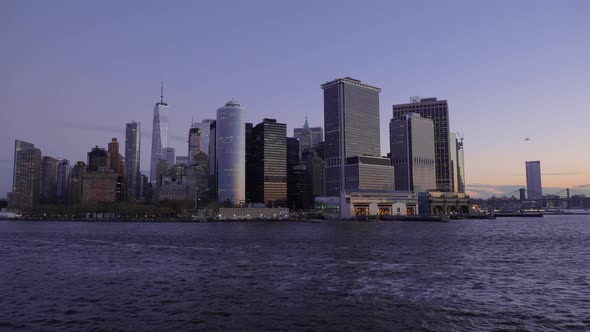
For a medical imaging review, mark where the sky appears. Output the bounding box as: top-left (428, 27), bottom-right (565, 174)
top-left (1, 0), bottom-right (589, 199)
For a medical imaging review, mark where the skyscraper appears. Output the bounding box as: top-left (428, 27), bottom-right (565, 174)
top-left (8, 140), bottom-right (41, 210)
top-left (247, 119), bottom-right (287, 206)
top-left (125, 121), bottom-right (141, 201)
top-left (321, 77), bottom-right (382, 196)
top-left (108, 138), bottom-right (122, 174)
top-left (188, 127), bottom-right (200, 165)
top-left (163, 147), bottom-right (175, 167)
top-left (40, 156), bottom-right (58, 202)
top-left (191, 119), bottom-right (215, 156)
top-left (449, 133), bottom-right (459, 193)
top-left (293, 117), bottom-right (324, 154)
top-left (215, 100), bottom-right (245, 205)
top-left (208, 120), bottom-right (217, 200)
top-left (389, 113), bottom-right (436, 193)
top-left (56, 158), bottom-right (70, 203)
top-left (393, 97), bottom-right (452, 192)
top-left (526, 161), bottom-right (542, 200)
top-left (150, 82), bottom-right (168, 184)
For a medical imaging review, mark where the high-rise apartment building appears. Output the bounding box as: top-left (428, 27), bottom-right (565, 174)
top-left (293, 117), bottom-right (324, 154)
top-left (247, 119), bottom-right (287, 206)
top-left (125, 121), bottom-right (141, 201)
top-left (456, 135), bottom-right (465, 193)
top-left (69, 161), bottom-right (86, 205)
top-left (8, 140), bottom-right (41, 210)
top-left (526, 161), bottom-right (542, 200)
top-left (150, 82), bottom-right (168, 184)
top-left (321, 77), bottom-right (382, 196)
top-left (389, 113), bottom-right (436, 193)
top-left (108, 138), bottom-right (123, 174)
top-left (393, 97), bottom-right (452, 192)
top-left (188, 127), bottom-right (200, 165)
top-left (40, 156), bottom-right (58, 202)
top-left (215, 100), bottom-right (245, 205)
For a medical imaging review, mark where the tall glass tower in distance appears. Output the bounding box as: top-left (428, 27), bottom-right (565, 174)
top-left (526, 161), bottom-right (542, 200)
top-left (215, 100), bottom-right (245, 205)
top-left (125, 121), bottom-right (141, 201)
top-left (150, 82), bottom-right (168, 184)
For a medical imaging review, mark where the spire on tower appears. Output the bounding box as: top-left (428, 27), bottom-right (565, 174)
top-left (160, 81), bottom-right (164, 104)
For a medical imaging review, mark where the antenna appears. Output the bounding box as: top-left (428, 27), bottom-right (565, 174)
top-left (160, 81), bottom-right (164, 104)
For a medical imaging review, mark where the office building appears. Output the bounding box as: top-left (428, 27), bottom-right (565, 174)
top-left (40, 156), bottom-right (58, 202)
top-left (176, 156), bottom-right (189, 165)
top-left (108, 138), bottom-right (123, 174)
top-left (188, 127), bottom-right (200, 165)
top-left (150, 82), bottom-right (168, 184)
top-left (389, 113), bottom-right (436, 193)
top-left (293, 117), bottom-right (324, 154)
top-left (344, 156), bottom-right (395, 192)
top-left (246, 119), bottom-right (287, 206)
top-left (8, 140), bottom-right (41, 210)
top-left (393, 97), bottom-right (452, 192)
top-left (81, 173), bottom-right (118, 203)
top-left (208, 120), bottom-right (217, 200)
top-left (87, 146), bottom-right (108, 172)
top-left (163, 147), bottom-right (175, 167)
top-left (56, 158), bottom-right (70, 202)
top-left (69, 161), bottom-right (86, 205)
top-left (125, 121), bottom-right (141, 201)
top-left (191, 119), bottom-right (215, 156)
top-left (526, 161), bottom-right (542, 200)
top-left (321, 77), bottom-right (382, 196)
top-left (215, 100), bottom-right (245, 205)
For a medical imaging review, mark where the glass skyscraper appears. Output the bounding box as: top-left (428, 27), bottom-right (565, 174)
top-left (321, 77), bottom-right (381, 196)
top-left (125, 121), bottom-right (141, 201)
top-left (150, 83), bottom-right (168, 184)
top-left (215, 100), bottom-right (245, 205)
top-left (8, 140), bottom-right (41, 210)
top-left (526, 161), bottom-right (542, 200)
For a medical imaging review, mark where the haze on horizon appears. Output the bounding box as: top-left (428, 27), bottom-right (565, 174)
top-left (1, 0), bottom-right (589, 199)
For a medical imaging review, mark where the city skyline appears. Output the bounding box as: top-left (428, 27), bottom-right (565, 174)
top-left (2, 1), bottom-right (589, 198)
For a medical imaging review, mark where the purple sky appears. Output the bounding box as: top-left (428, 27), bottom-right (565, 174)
top-left (2, 0), bottom-right (589, 198)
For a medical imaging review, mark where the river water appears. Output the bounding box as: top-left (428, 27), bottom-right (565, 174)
top-left (0, 216), bottom-right (588, 331)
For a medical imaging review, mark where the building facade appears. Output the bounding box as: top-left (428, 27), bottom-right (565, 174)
top-left (108, 138), bottom-right (123, 174)
top-left (393, 97), bottom-right (452, 192)
top-left (8, 140), bottom-right (41, 210)
top-left (125, 121), bottom-right (141, 201)
top-left (87, 146), bottom-right (108, 172)
top-left (56, 158), bottom-right (71, 203)
top-left (150, 83), bottom-right (169, 184)
top-left (321, 77), bottom-right (382, 196)
top-left (389, 113), bottom-right (436, 193)
top-left (526, 161), bottom-right (542, 200)
top-left (163, 147), bottom-right (175, 167)
top-left (293, 117), bottom-right (324, 154)
top-left (208, 120), bottom-right (217, 200)
top-left (40, 156), bottom-right (58, 202)
top-left (215, 100), bottom-right (245, 205)
top-left (191, 119), bottom-right (215, 156)
top-left (344, 156), bottom-right (395, 192)
top-left (247, 119), bottom-right (287, 206)
top-left (81, 173), bottom-right (118, 203)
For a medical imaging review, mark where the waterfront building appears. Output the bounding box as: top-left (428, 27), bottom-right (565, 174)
top-left (158, 182), bottom-right (189, 201)
top-left (344, 156), bottom-right (395, 192)
top-left (56, 158), bottom-right (71, 203)
top-left (125, 121), bottom-right (141, 201)
top-left (8, 140), bottom-right (41, 210)
top-left (321, 77), bottom-right (382, 196)
top-left (163, 147), bottom-right (175, 167)
top-left (389, 113), bottom-right (436, 193)
top-left (191, 119), bottom-right (215, 157)
top-left (393, 97), bottom-right (452, 192)
top-left (247, 119), bottom-right (287, 206)
top-left (418, 191), bottom-right (470, 215)
top-left (526, 161), bottom-right (542, 200)
top-left (215, 100), bottom-right (245, 205)
top-left (81, 173), bottom-right (117, 203)
top-left (87, 146), bottom-right (108, 172)
top-left (315, 191), bottom-right (418, 218)
top-left (40, 156), bottom-right (58, 202)
top-left (293, 117), bottom-right (324, 154)
top-left (150, 82), bottom-right (168, 185)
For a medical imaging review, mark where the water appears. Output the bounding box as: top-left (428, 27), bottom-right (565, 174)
top-left (0, 216), bottom-right (589, 331)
